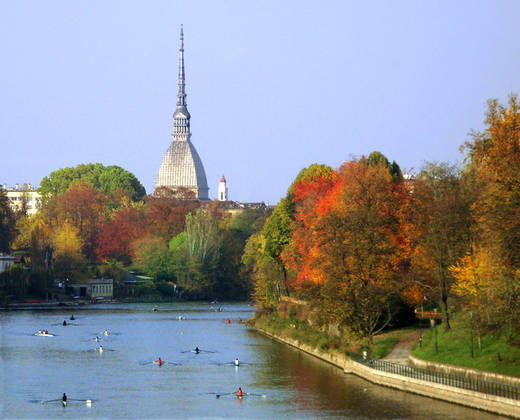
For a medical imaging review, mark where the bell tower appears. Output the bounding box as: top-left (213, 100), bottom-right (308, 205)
top-left (218, 175), bottom-right (228, 201)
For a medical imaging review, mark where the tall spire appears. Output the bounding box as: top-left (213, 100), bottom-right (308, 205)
top-left (173, 24), bottom-right (190, 139)
top-left (177, 24), bottom-right (186, 108)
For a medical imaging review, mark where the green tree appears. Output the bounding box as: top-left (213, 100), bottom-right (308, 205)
top-left (134, 235), bottom-right (175, 281)
top-left (242, 232), bottom-right (287, 308)
top-left (39, 163), bottom-right (145, 201)
top-left (365, 151), bottom-right (402, 179)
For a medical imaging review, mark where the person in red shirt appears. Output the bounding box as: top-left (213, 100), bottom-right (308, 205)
top-left (237, 387), bottom-right (243, 397)
top-left (157, 357), bottom-right (162, 366)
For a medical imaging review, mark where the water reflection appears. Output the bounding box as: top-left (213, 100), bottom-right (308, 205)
top-left (250, 331), bottom-right (508, 419)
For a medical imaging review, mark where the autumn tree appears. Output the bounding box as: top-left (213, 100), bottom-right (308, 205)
top-left (52, 222), bottom-right (88, 281)
top-left (407, 162), bottom-right (473, 330)
top-left (43, 183), bottom-right (107, 259)
top-left (312, 160), bottom-right (408, 343)
top-left (456, 94), bottom-right (520, 337)
top-left (144, 195), bottom-right (200, 241)
top-left (282, 164), bottom-right (337, 289)
top-left (95, 207), bottom-right (147, 264)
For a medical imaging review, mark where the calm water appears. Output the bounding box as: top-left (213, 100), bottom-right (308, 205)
top-left (0, 302), bottom-right (506, 419)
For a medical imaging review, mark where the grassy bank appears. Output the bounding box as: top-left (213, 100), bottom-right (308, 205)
top-left (251, 312), bottom-right (413, 359)
top-left (412, 316), bottom-right (520, 377)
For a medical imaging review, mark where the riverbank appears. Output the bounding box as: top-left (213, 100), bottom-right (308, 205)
top-left (251, 319), bottom-right (520, 418)
top-left (412, 315), bottom-right (520, 378)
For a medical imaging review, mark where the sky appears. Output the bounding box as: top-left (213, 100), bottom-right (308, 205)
top-left (1, 1), bottom-right (519, 204)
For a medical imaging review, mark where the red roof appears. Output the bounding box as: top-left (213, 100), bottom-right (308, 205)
top-left (220, 175), bottom-right (226, 183)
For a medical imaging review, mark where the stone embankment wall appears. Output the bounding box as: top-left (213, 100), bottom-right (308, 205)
top-left (254, 327), bottom-right (520, 419)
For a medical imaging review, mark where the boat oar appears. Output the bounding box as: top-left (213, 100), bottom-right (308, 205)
top-left (69, 398), bottom-right (93, 405)
top-left (246, 392), bottom-right (267, 398)
top-left (40, 399), bottom-right (60, 404)
top-left (215, 392), bottom-right (235, 398)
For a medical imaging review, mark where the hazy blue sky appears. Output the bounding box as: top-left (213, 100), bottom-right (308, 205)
top-left (1, 1), bottom-right (519, 203)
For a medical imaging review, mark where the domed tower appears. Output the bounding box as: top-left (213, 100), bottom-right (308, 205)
top-left (218, 175), bottom-right (228, 201)
top-left (155, 26), bottom-right (209, 200)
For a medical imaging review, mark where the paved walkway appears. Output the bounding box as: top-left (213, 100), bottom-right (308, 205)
top-left (382, 329), bottom-right (424, 364)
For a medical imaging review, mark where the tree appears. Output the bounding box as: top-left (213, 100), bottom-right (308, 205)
top-left (0, 189), bottom-right (16, 252)
top-left (464, 94), bottom-right (520, 269)
top-left (177, 208), bottom-right (220, 295)
top-left (144, 195), bottom-right (200, 241)
top-left (39, 163), bottom-right (145, 201)
top-left (457, 94), bottom-right (520, 338)
top-left (95, 207), bottom-right (147, 264)
top-left (134, 235), bottom-right (175, 281)
top-left (262, 198), bottom-right (293, 297)
top-left (282, 164), bottom-right (337, 289)
top-left (312, 160), bottom-right (407, 343)
top-left (44, 182), bottom-right (107, 259)
top-left (242, 231), bottom-right (287, 308)
top-left (52, 222), bottom-right (88, 281)
top-left (407, 162), bottom-right (473, 330)
top-left (366, 151), bottom-right (403, 179)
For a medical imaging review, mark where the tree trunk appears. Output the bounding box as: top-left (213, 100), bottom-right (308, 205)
top-left (441, 293), bottom-right (451, 330)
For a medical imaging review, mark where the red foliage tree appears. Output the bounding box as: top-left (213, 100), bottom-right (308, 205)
top-left (95, 207), bottom-right (147, 264)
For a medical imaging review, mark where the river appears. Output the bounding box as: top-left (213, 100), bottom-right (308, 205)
top-left (0, 302), bottom-right (506, 419)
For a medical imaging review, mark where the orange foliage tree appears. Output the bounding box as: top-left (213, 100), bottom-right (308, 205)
top-left (144, 195), bottom-right (200, 241)
top-left (456, 95), bottom-right (520, 336)
top-left (43, 182), bottom-right (108, 259)
top-left (282, 164), bottom-right (337, 289)
top-left (310, 160), bottom-right (408, 342)
top-left (95, 207), bottom-right (147, 264)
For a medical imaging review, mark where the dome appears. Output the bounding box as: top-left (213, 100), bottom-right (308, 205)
top-left (155, 140), bottom-right (209, 200)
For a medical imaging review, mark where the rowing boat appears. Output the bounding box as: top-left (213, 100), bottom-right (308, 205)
top-left (34, 331), bottom-right (54, 337)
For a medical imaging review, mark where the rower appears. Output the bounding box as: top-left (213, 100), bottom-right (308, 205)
top-left (234, 358), bottom-right (240, 367)
top-left (195, 347), bottom-right (200, 354)
top-left (103, 329), bottom-right (109, 336)
top-left (70, 315), bottom-right (75, 320)
top-left (94, 336), bottom-right (100, 342)
top-left (98, 345), bottom-right (103, 352)
top-left (237, 387), bottom-right (243, 398)
top-left (62, 393), bottom-right (67, 407)
top-left (157, 357), bottom-right (162, 366)
top-left (63, 320), bottom-right (67, 326)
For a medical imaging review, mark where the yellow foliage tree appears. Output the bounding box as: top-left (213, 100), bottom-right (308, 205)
top-left (52, 222), bottom-right (88, 281)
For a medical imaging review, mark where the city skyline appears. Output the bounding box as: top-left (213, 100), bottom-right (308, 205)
top-left (2, 1), bottom-right (519, 204)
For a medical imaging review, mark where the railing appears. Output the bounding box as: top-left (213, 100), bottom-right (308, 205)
top-left (350, 353), bottom-right (520, 401)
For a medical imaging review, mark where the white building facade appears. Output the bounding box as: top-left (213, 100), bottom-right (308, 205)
top-left (1, 184), bottom-right (41, 215)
